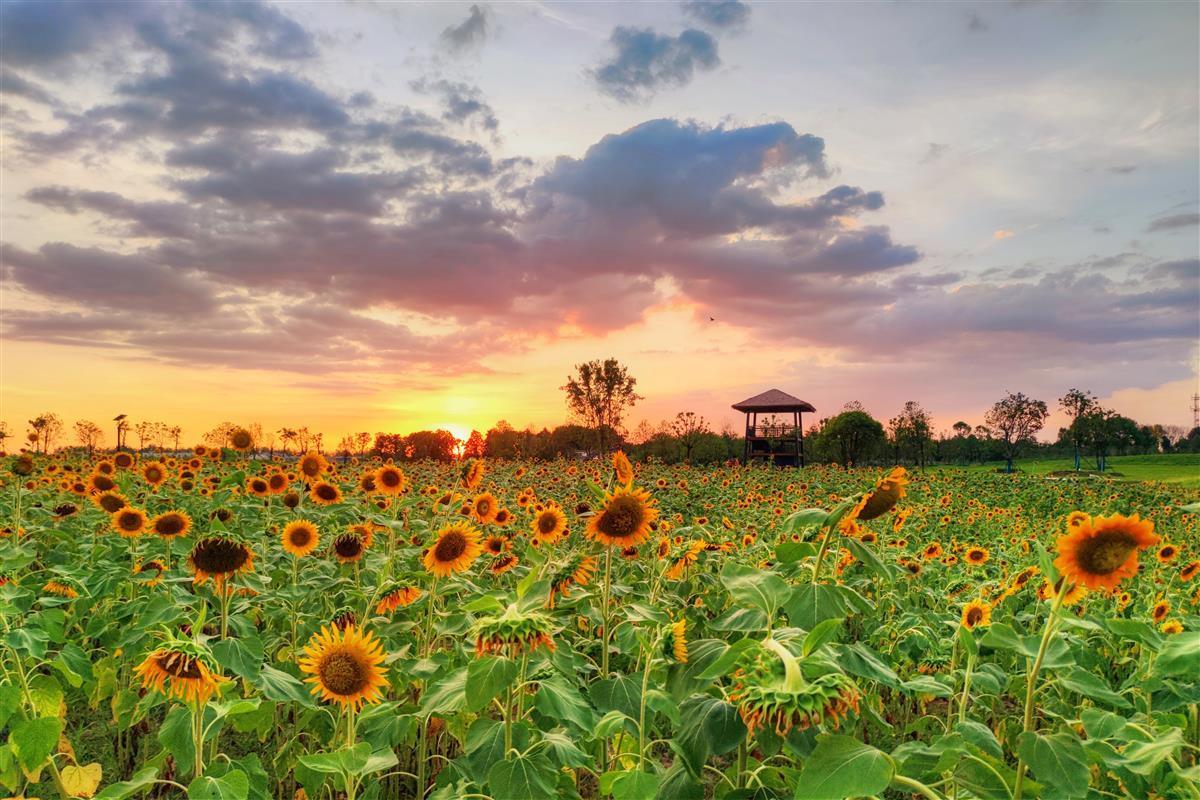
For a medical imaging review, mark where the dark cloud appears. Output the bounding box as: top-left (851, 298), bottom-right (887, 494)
top-left (681, 1), bottom-right (751, 31)
top-left (25, 186), bottom-right (199, 238)
top-left (0, 67), bottom-right (57, 104)
top-left (592, 27), bottom-right (719, 103)
top-left (1146, 212), bottom-right (1200, 233)
top-left (411, 78), bottom-right (499, 131)
top-left (920, 143), bottom-right (949, 164)
top-left (440, 5), bottom-right (489, 54)
top-left (0, 1), bottom-right (147, 69)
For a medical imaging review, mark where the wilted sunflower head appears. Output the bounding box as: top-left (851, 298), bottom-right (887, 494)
top-left (376, 583), bottom-right (423, 614)
top-left (729, 638), bottom-right (861, 737)
top-left (852, 467), bottom-right (909, 522)
top-left (473, 603), bottom-right (556, 658)
top-left (333, 532), bottom-right (366, 564)
top-left (586, 487), bottom-right (658, 548)
top-left (135, 639), bottom-right (229, 705)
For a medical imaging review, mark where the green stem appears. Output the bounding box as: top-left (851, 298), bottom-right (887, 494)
top-left (892, 774), bottom-right (946, 800)
top-left (810, 523), bottom-right (835, 584)
top-left (958, 649), bottom-right (976, 725)
top-left (601, 546), bottom-right (614, 677)
top-left (193, 701), bottom-right (206, 779)
top-left (1013, 580), bottom-right (1069, 800)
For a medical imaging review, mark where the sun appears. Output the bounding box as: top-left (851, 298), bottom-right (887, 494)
top-left (437, 422), bottom-right (472, 442)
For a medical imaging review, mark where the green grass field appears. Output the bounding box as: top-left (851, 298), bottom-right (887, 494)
top-left (958, 453), bottom-right (1200, 489)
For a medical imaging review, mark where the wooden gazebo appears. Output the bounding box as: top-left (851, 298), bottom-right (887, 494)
top-left (732, 389), bottom-right (816, 467)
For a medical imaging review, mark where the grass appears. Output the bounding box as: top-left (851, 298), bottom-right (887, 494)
top-left (956, 453), bottom-right (1200, 489)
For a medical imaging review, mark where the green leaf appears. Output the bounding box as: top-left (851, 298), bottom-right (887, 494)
top-left (187, 769), bottom-right (249, 800)
top-left (1057, 667), bottom-right (1130, 709)
top-left (803, 618), bottom-right (843, 657)
top-left (672, 696), bottom-right (745, 778)
top-left (419, 667), bottom-right (468, 716)
top-left (783, 584), bottom-right (846, 630)
top-left (211, 636), bottom-right (264, 681)
top-left (465, 656), bottom-right (517, 713)
top-left (775, 542), bottom-right (816, 563)
top-left (1016, 731), bottom-right (1089, 799)
top-left (487, 753), bottom-right (556, 800)
top-left (601, 769), bottom-right (660, 800)
top-left (0, 684), bottom-right (20, 731)
top-left (794, 734), bottom-right (894, 799)
top-left (533, 675), bottom-right (596, 733)
top-left (783, 508), bottom-right (828, 534)
top-left (590, 675), bottom-right (642, 720)
top-left (9, 716), bottom-right (62, 772)
top-left (720, 562), bottom-right (789, 619)
top-left (1153, 631), bottom-right (1200, 681)
top-left (1080, 708), bottom-right (1127, 741)
top-left (255, 665), bottom-right (315, 707)
top-left (158, 705), bottom-right (198, 777)
top-left (541, 730), bottom-right (591, 769)
top-left (94, 767), bottom-right (159, 800)
top-left (843, 537), bottom-right (892, 578)
top-left (1115, 728), bottom-right (1183, 775)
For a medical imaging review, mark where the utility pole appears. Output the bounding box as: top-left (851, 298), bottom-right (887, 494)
top-left (1191, 394), bottom-right (1199, 429)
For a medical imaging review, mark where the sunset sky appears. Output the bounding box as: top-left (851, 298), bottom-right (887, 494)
top-left (1, 0), bottom-right (1197, 447)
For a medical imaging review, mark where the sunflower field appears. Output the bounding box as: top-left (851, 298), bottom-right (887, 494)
top-left (1, 444), bottom-right (1198, 800)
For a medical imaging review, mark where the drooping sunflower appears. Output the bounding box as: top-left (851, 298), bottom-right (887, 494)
top-left (282, 520), bottom-right (320, 558)
top-left (112, 507), bottom-right (148, 537)
top-left (424, 522), bottom-right (483, 577)
top-left (1038, 577), bottom-right (1088, 605)
top-left (229, 428), bottom-right (254, 452)
top-left (586, 487), bottom-right (658, 548)
top-left (531, 506), bottom-right (568, 544)
top-left (473, 604), bottom-right (556, 658)
top-left (471, 493), bottom-right (499, 524)
top-left (960, 600), bottom-right (992, 630)
top-left (1181, 561), bottom-right (1200, 582)
top-left (43, 580), bottom-right (79, 599)
top-left (135, 645), bottom-right (230, 705)
top-left (613, 451), bottom-right (634, 487)
top-left (374, 465), bottom-right (407, 496)
top-left (188, 537), bottom-right (254, 586)
top-left (1054, 512), bottom-right (1158, 591)
top-left (729, 639), bottom-right (861, 737)
top-left (461, 458), bottom-right (484, 490)
top-left (668, 619), bottom-right (688, 663)
top-left (309, 481), bottom-right (343, 506)
top-left (850, 467), bottom-right (909, 522)
top-left (298, 624), bottom-right (389, 710)
top-left (298, 451), bottom-right (329, 481)
top-left (141, 461), bottom-right (168, 487)
top-left (376, 584), bottom-right (423, 614)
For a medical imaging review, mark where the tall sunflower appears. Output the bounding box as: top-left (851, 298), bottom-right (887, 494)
top-left (282, 520), bottom-right (320, 558)
top-left (229, 428), bottom-right (254, 452)
top-left (298, 451), bottom-right (329, 481)
top-left (112, 507), bottom-right (148, 537)
top-left (470, 493), bottom-right (499, 524)
top-left (1054, 512), bottom-right (1158, 591)
top-left (424, 522), bottom-right (482, 577)
top-left (531, 506), bottom-right (567, 544)
top-left (374, 465), bottom-right (406, 496)
top-left (141, 461), bottom-right (168, 487)
top-left (586, 486), bottom-right (658, 548)
top-left (309, 481), bottom-right (343, 506)
top-left (612, 451), bottom-right (634, 487)
top-left (188, 537), bottom-right (254, 586)
top-left (298, 624), bottom-right (389, 710)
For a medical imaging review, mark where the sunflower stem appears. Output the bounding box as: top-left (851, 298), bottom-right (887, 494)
top-left (957, 649), bottom-right (976, 725)
top-left (192, 700), bottom-right (206, 779)
top-left (810, 523), bottom-right (834, 585)
top-left (601, 545), bottom-right (613, 677)
top-left (1013, 579), bottom-right (1069, 800)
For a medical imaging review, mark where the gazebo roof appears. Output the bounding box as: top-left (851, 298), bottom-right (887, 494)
top-left (731, 389), bottom-right (816, 414)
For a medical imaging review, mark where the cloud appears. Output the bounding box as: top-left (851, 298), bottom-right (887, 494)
top-left (592, 27), bottom-right (719, 102)
top-left (440, 5), bottom-right (489, 54)
top-left (1146, 212), bottom-right (1200, 233)
top-left (411, 78), bottom-right (499, 131)
top-left (681, 0), bottom-right (751, 31)
top-left (993, 229), bottom-right (1015, 240)
top-left (966, 12), bottom-right (988, 32)
top-left (0, 67), bottom-right (57, 104)
top-left (920, 143), bottom-right (949, 164)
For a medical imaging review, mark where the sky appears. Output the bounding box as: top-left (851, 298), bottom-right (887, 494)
top-left (1, 0), bottom-right (1198, 447)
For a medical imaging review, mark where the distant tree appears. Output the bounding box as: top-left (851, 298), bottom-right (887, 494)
top-left (374, 433), bottom-right (405, 459)
top-left (887, 402), bottom-right (933, 468)
top-left (951, 421), bottom-right (971, 438)
top-left (985, 392), bottom-right (1049, 473)
top-left (485, 421), bottom-right (523, 458)
top-left (167, 425), bottom-right (183, 452)
top-left (1076, 408), bottom-right (1139, 471)
top-left (74, 420), bottom-right (104, 454)
top-left (278, 428), bottom-right (298, 454)
top-left (28, 413), bottom-right (63, 454)
top-left (463, 430), bottom-right (486, 458)
top-left (336, 435), bottom-right (355, 463)
top-left (354, 432), bottom-right (372, 457)
top-left (842, 400), bottom-right (866, 412)
top-left (1059, 388), bottom-right (1097, 470)
top-left (404, 430), bottom-right (458, 462)
top-left (669, 411), bottom-right (711, 463)
top-left (822, 410), bottom-right (886, 466)
top-left (562, 358), bottom-right (642, 457)
top-left (0, 421), bottom-right (9, 452)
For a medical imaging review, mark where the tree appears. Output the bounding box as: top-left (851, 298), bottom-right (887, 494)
top-left (0, 421), bottom-right (9, 452)
top-left (985, 392), bottom-right (1049, 473)
top-left (278, 428), bottom-right (298, 454)
top-left (1059, 388), bottom-right (1097, 470)
top-left (113, 414), bottom-right (129, 450)
top-left (74, 420), bottom-right (105, 454)
top-left (1076, 408), bottom-right (1139, 471)
top-left (463, 430), bottom-right (486, 459)
top-left (403, 430), bottom-right (457, 462)
top-left (821, 410), bottom-right (886, 466)
top-left (27, 413), bottom-right (63, 454)
top-left (887, 402), bottom-right (932, 468)
top-left (374, 433), bottom-right (405, 459)
top-left (354, 432), bottom-right (372, 457)
top-left (485, 421), bottom-right (523, 459)
top-left (669, 412), bottom-right (710, 463)
top-left (562, 358), bottom-right (642, 457)
top-left (167, 425), bottom-right (183, 452)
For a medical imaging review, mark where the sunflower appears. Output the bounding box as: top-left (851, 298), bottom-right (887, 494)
top-left (493, 508), bottom-right (512, 526)
top-left (43, 580), bottom-right (79, 599)
top-left (135, 646), bottom-right (230, 705)
top-left (462, 458), bottom-right (485, 490)
top-left (1181, 561), bottom-right (1200, 582)
top-left (1152, 600), bottom-right (1170, 622)
top-left (298, 624), bottom-right (389, 710)
top-left (613, 451), bottom-right (634, 487)
top-left (531, 506), bottom-right (568, 544)
top-left (112, 508), bottom-right (148, 537)
top-left (298, 451), bottom-right (329, 481)
top-left (309, 481), bottom-right (343, 506)
top-left (851, 467), bottom-right (909, 522)
top-left (586, 486), bottom-right (658, 548)
top-left (134, 560), bottom-right (166, 587)
top-left (141, 461), bottom-right (168, 486)
top-left (188, 537), bottom-right (254, 586)
top-left (113, 452), bottom-right (136, 469)
top-left (1160, 619), bottom-right (1184, 635)
top-left (1157, 544), bottom-right (1178, 563)
top-left (374, 465), bottom-right (406, 495)
top-left (1065, 511), bottom-right (1091, 528)
top-left (93, 491), bottom-right (127, 514)
top-left (424, 522), bottom-right (482, 577)
top-left (282, 520), bottom-right (320, 558)
top-left (490, 554), bottom-right (519, 575)
top-left (1053, 512), bottom-right (1158, 591)
top-left (960, 600), bottom-right (992, 630)
top-left (473, 604), bottom-right (556, 658)
top-left (376, 585), bottom-right (423, 614)
top-left (483, 535), bottom-right (508, 555)
top-left (964, 547), bottom-right (989, 566)
top-left (730, 640), bottom-right (861, 737)
top-left (1038, 577), bottom-right (1088, 605)
top-left (246, 476), bottom-right (270, 497)
top-left (471, 493), bottom-right (499, 524)
top-left (332, 532), bottom-right (366, 564)
top-left (668, 619), bottom-right (688, 663)
top-left (88, 473), bottom-right (117, 494)
top-left (229, 428), bottom-right (254, 452)
top-left (267, 471), bottom-right (289, 494)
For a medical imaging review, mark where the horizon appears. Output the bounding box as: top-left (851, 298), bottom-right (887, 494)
top-left (2, 1), bottom-right (1198, 447)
